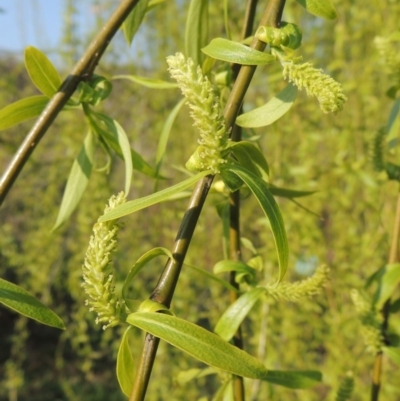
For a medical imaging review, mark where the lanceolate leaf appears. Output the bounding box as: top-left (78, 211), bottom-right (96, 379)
top-left (99, 171), bottom-right (211, 222)
top-left (223, 164), bottom-right (288, 281)
top-left (228, 141), bottom-right (269, 178)
top-left (295, 0), bottom-right (337, 20)
top-left (0, 278), bottom-right (65, 329)
top-left (214, 260), bottom-right (256, 283)
top-left (268, 186), bottom-right (316, 198)
top-left (236, 84), bottom-right (297, 128)
top-left (0, 96), bottom-right (48, 131)
top-left (112, 75), bottom-right (178, 89)
top-left (53, 130), bottom-right (95, 230)
top-left (185, 0), bottom-right (209, 67)
top-left (185, 263), bottom-right (239, 293)
top-left (156, 98), bottom-right (186, 176)
top-left (123, 247), bottom-right (173, 301)
top-left (92, 112), bottom-right (133, 194)
top-left (202, 38), bottom-right (275, 65)
top-left (214, 287), bottom-right (266, 341)
top-left (122, 0), bottom-right (150, 45)
top-left (116, 327), bottom-right (135, 397)
top-left (24, 46), bottom-right (62, 97)
top-left (126, 312), bottom-right (321, 388)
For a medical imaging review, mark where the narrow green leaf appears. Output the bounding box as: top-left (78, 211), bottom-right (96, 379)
top-left (215, 288), bottom-right (266, 341)
top-left (184, 263), bottom-right (240, 293)
top-left (116, 327), bottom-right (135, 397)
top-left (156, 99), bottom-right (186, 176)
top-left (24, 46), bottom-right (62, 97)
top-left (0, 96), bottom-right (48, 131)
top-left (268, 185), bottom-right (316, 198)
top-left (123, 247), bottom-right (173, 301)
top-left (295, 0), bottom-right (337, 20)
top-left (90, 110), bottom-right (158, 179)
top-left (92, 113), bottom-right (133, 194)
top-left (214, 260), bottom-right (256, 283)
top-left (228, 141), bottom-right (269, 178)
top-left (376, 264), bottom-right (400, 309)
top-left (0, 278), bottom-right (65, 329)
top-left (112, 75), bottom-right (178, 89)
top-left (202, 38), bottom-right (275, 65)
top-left (126, 312), bottom-right (321, 388)
top-left (382, 346), bottom-right (400, 366)
top-left (185, 0), bottom-right (209, 66)
top-left (53, 130), bottom-right (95, 230)
top-left (122, 0), bottom-right (150, 45)
top-left (99, 171), bottom-right (211, 222)
top-left (236, 84), bottom-right (297, 128)
top-left (223, 164), bottom-right (288, 281)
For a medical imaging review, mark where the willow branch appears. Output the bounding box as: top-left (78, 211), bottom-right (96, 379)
top-left (129, 1), bottom-right (287, 400)
top-left (0, 0), bottom-right (141, 205)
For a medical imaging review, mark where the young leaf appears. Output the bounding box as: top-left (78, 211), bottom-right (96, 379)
top-left (222, 164), bottom-right (288, 281)
top-left (228, 141), bottom-right (269, 178)
top-left (295, 0), bottom-right (337, 20)
top-left (126, 312), bottom-right (321, 388)
top-left (24, 46), bottom-right (62, 98)
top-left (382, 346), bottom-right (400, 366)
top-left (112, 75), bottom-right (178, 89)
top-left (213, 260), bottom-right (257, 283)
top-left (116, 327), bottom-right (135, 397)
top-left (214, 287), bottom-right (266, 341)
top-left (268, 185), bottom-right (316, 198)
top-left (99, 171), bottom-right (211, 222)
top-left (185, 0), bottom-right (209, 67)
top-left (53, 130), bottom-right (95, 230)
top-left (0, 96), bottom-right (48, 131)
top-left (202, 38), bottom-right (275, 65)
top-left (376, 264), bottom-right (400, 309)
top-left (184, 263), bottom-right (240, 293)
top-left (123, 247), bottom-right (173, 301)
top-left (122, 0), bottom-right (150, 45)
top-left (0, 278), bottom-right (65, 329)
top-left (92, 112), bottom-right (133, 194)
top-left (155, 99), bottom-right (186, 178)
top-left (236, 84), bottom-right (297, 128)
top-left (89, 110), bottom-right (159, 179)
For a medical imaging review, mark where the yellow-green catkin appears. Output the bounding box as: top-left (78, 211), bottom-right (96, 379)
top-left (282, 61), bottom-right (347, 113)
top-left (265, 265), bottom-right (329, 302)
top-left (350, 289), bottom-right (383, 354)
top-left (167, 52), bottom-right (229, 174)
top-left (82, 192), bottom-right (127, 329)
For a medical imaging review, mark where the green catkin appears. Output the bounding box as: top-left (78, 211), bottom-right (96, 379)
top-left (350, 289), bottom-right (383, 354)
top-left (264, 265), bottom-right (329, 302)
top-left (166, 53), bottom-right (229, 174)
top-left (335, 372), bottom-right (354, 401)
top-left (82, 192), bottom-right (127, 329)
top-left (282, 62), bottom-right (347, 114)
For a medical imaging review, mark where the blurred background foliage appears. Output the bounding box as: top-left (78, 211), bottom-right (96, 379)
top-left (0, 0), bottom-right (400, 400)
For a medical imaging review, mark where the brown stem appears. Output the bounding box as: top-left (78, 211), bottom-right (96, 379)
top-left (371, 190), bottom-right (400, 401)
top-left (0, 0), bottom-right (141, 205)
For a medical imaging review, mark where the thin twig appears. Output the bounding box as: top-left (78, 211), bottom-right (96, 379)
top-left (0, 0), bottom-right (141, 205)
